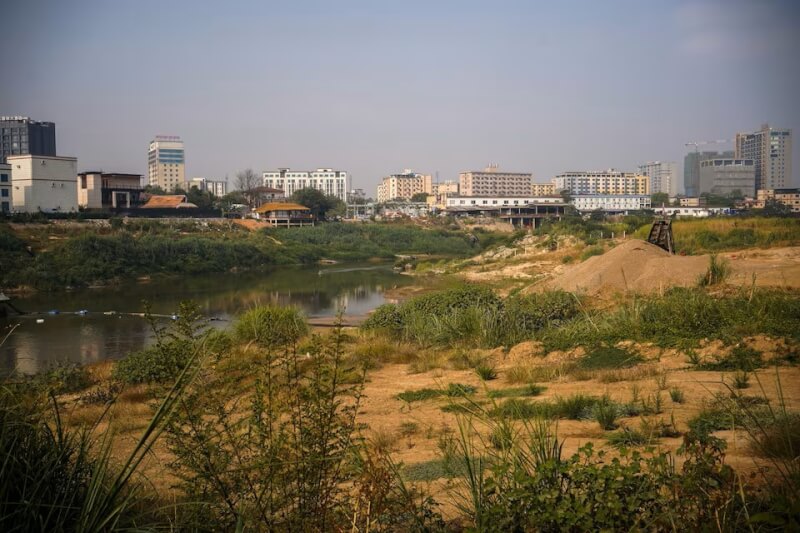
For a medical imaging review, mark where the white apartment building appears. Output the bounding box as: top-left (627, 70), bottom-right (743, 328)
top-left (445, 195), bottom-right (564, 209)
top-left (459, 165), bottom-right (533, 196)
top-left (637, 161), bottom-right (677, 195)
top-left (148, 136), bottom-right (185, 192)
top-left (186, 177), bottom-right (227, 197)
top-left (376, 171), bottom-right (433, 203)
top-left (0, 164), bottom-right (12, 213)
top-left (571, 194), bottom-right (651, 213)
top-left (7, 154), bottom-right (78, 213)
top-left (554, 170), bottom-right (649, 195)
top-left (655, 206), bottom-right (731, 218)
top-left (262, 168), bottom-right (348, 201)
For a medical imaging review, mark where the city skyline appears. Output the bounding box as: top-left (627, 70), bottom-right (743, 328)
top-left (2, 0), bottom-right (798, 191)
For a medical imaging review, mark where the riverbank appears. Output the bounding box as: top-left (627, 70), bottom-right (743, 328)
top-left (0, 219), bottom-right (510, 292)
top-left (16, 283), bottom-right (799, 530)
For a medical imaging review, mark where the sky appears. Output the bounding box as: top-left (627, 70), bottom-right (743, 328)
top-left (2, 0), bottom-right (799, 193)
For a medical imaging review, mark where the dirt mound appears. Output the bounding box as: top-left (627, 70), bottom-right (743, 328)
top-left (545, 239), bottom-right (709, 294)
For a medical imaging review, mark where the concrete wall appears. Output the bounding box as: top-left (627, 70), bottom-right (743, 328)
top-left (8, 155), bottom-right (78, 213)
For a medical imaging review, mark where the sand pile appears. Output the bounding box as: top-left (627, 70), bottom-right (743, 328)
top-left (546, 239), bottom-right (709, 294)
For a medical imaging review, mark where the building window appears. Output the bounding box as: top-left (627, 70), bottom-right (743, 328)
top-left (1, 189), bottom-right (7, 197)
top-left (0, 174), bottom-right (7, 183)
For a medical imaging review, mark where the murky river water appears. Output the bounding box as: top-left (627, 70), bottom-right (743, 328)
top-left (0, 263), bottom-right (412, 374)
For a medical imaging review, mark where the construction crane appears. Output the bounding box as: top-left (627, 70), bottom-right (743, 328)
top-left (685, 139), bottom-right (731, 153)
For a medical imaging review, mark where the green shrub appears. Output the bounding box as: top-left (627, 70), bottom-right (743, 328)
top-left (361, 304), bottom-right (403, 333)
top-left (234, 306), bottom-right (308, 348)
top-left (578, 346), bottom-right (642, 370)
top-left (475, 364), bottom-right (498, 381)
top-left (396, 383), bottom-right (476, 403)
top-left (700, 345), bottom-right (764, 371)
top-left (594, 396), bottom-right (618, 430)
top-left (606, 426), bottom-right (651, 448)
top-left (487, 385), bottom-right (546, 399)
top-left (697, 254), bottom-right (731, 287)
top-left (580, 245), bottom-right (605, 261)
top-left (669, 387), bottom-right (686, 404)
top-left (113, 340), bottom-right (194, 385)
top-left (554, 394), bottom-right (599, 419)
top-left (37, 363), bottom-right (92, 394)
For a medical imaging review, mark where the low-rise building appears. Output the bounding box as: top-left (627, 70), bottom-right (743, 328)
top-left (254, 202), bottom-right (314, 227)
top-left (755, 189), bottom-right (800, 213)
top-left (7, 154), bottom-right (78, 213)
top-left (571, 194), bottom-right (651, 213)
top-left (679, 197), bottom-right (707, 207)
top-left (347, 189), bottom-right (366, 203)
top-left (428, 180), bottom-right (460, 209)
top-left (654, 206), bottom-right (731, 218)
top-left (444, 195), bottom-right (563, 209)
top-left (78, 171), bottom-right (144, 209)
top-left (376, 171), bottom-right (433, 203)
top-left (531, 182), bottom-right (556, 196)
top-left (698, 159), bottom-right (755, 197)
top-left (141, 194), bottom-right (198, 209)
top-left (459, 165), bottom-right (533, 196)
top-left (0, 163), bottom-right (12, 213)
top-left (554, 170), bottom-right (649, 195)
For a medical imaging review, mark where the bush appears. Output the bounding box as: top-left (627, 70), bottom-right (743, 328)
top-left (580, 245), bottom-right (605, 261)
top-left (697, 254), bottom-right (731, 287)
top-left (113, 303), bottom-right (205, 384)
top-left (594, 396), bottom-right (618, 430)
top-left (37, 363), bottom-right (92, 394)
top-left (578, 346), bottom-right (642, 370)
top-left (475, 364), bottom-right (498, 381)
top-left (234, 306), bottom-right (308, 349)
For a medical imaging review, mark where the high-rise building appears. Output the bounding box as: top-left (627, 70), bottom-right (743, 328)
top-left (553, 170), bottom-right (649, 195)
top-left (376, 170), bottom-right (433, 202)
top-left (637, 161), bottom-right (677, 195)
top-left (735, 124), bottom-right (793, 190)
top-left (459, 165), bottom-right (533, 196)
top-left (7, 154), bottom-right (78, 213)
top-left (147, 136), bottom-right (185, 191)
top-left (186, 177), bottom-right (227, 197)
top-left (0, 116), bottom-right (56, 163)
top-left (698, 159), bottom-right (756, 197)
top-left (531, 182), bottom-right (556, 196)
top-left (683, 151), bottom-right (734, 197)
top-left (262, 168), bottom-right (348, 201)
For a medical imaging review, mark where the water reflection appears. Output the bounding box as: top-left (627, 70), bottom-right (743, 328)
top-left (1, 263), bottom-right (411, 374)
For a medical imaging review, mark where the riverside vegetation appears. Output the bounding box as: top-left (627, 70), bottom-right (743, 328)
top-left (0, 219), bottom-right (510, 290)
top-left (3, 278), bottom-right (799, 531)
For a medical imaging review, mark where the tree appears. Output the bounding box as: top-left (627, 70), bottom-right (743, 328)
top-left (651, 192), bottom-right (669, 206)
top-left (559, 189), bottom-right (572, 204)
top-left (186, 186), bottom-right (214, 209)
top-left (290, 188), bottom-right (344, 221)
top-left (410, 192), bottom-right (430, 202)
top-left (235, 168), bottom-right (260, 207)
top-left (760, 198), bottom-right (792, 217)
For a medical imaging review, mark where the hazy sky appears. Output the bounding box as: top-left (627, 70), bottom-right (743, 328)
top-left (2, 0), bottom-right (798, 192)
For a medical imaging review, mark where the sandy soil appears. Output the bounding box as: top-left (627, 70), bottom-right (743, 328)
top-left (457, 236), bottom-right (800, 296)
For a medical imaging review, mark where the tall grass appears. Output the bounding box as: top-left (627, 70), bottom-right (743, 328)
top-left (0, 332), bottom-right (204, 531)
top-left (633, 217), bottom-right (800, 254)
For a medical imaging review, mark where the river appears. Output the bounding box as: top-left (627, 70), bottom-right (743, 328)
top-left (0, 263), bottom-right (413, 374)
